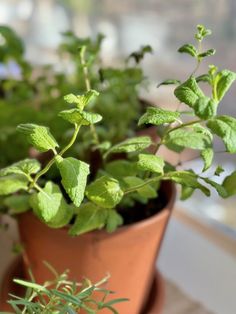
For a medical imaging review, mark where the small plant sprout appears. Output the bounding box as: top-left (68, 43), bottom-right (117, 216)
top-left (2, 262), bottom-right (128, 314)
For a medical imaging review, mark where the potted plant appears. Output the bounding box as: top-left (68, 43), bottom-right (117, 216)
top-left (0, 262), bottom-right (128, 313)
top-left (0, 24), bottom-right (236, 313)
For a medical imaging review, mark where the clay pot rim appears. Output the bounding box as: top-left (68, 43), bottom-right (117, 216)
top-left (21, 181), bottom-right (176, 238)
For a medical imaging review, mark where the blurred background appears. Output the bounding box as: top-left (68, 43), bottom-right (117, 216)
top-left (0, 1), bottom-right (236, 313)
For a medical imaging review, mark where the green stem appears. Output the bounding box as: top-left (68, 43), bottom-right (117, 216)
top-left (33, 124), bottom-right (80, 185)
top-left (59, 124), bottom-right (80, 156)
top-left (153, 119), bottom-right (202, 157)
top-left (79, 46), bottom-right (100, 145)
top-left (124, 176), bottom-right (161, 195)
top-left (191, 40), bottom-right (202, 76)
top-left (166, 119), bottom-right (202, 135)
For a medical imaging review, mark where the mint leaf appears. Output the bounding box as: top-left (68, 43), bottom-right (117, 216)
top-left (3, 195), bottom-right (29, 214)
top-left (194, 97), bottom-right (218, 119)
top-left (198, 49), bottom-right (215, 58)
top-left (123, 176), bottom-right (157, 199)
top-left (166, 171), bottom-right (210, 196)
top-left (0, 174), bottom-right (28, 195)
top-left (165, 128), bottom-right (211, 151)
top-left (195, 25), bottom-right (212, 41)
top-left (178, 44), bottom-right (198, 57)
top-left (201, 148), bottom-right (214, 172)
top-left (64, 90), bottom-right (99, 110)
top-left (138, 106), bottom-right (180, 126)
top-left (17, 124), bottom-right (59, 152)
top-left (202, 178), bottom-right (227, 198)
top-left (0, 159), bottom-right (41, 176)
top-left (86, 176), bottom-right (124, 208)
top-left (207, 116), bottom-right (236, 153)
top-left (69, 203), bottom-right (107, 236)
top-left (105, 136), bottom-right (152, 158)
top-left (174, 77), bottom-right (204, 107)
top-left (30, 182), bottom-right (71, 225)
top-left (215, 70), bottom-right (236, 101)
top-left (106, 210), bottom-right (123, 233)
top-left (180, 186), bottom-right (194, 200)
top-left (196, 74), bottom-right (211, 83)
top-left (223, 171), bottom-right (236, 197)
top-left (58, 109), bottom-right (102, 126)
top-left (214, 165), bottom-right (224, 176)
top-left (56, 156), bottom-right (89, 207)
top-left (137, 154), bottom-right (164, 174)
top-left (157, 79), bottom-right (181, 88)
top-left (105, 160), bottom-right (137, 179)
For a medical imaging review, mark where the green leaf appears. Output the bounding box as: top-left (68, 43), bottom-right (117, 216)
top-left (165, 128), bottom-right (211, 151)
top-left (29, 182), bottom-right (73, 227)
top-left (166, 171), bottom-right (210, 196)
top-left (174, 77), bottom-right (204, 107)
top-left (13, 279), bottom-right (48, 292)
top-left (94, 141), bottom-right (111, 151)
top-left (194, 97), bottom-right (218, 119)
top-left (58, 109), bottom-right (102, 126)
top-left (104, 136), bottom-right (152, 158)
top-left (106, 210), bottom-right (123, 233)
top-left (202, 178), bottom-right (227, 198)
top-left (198, 49), bottom-right (215, 58)
top-left (0, 174), bottom-right (28, 195)
top-left (69, 203), bottom-right (108, 236)
top-left (215, 70), bottom-right (236, 101)
top-left (64, 90), bottom-right (99, 110)
top-left (178, 44), bottom-right (198, 57)
top-left (137, 154), bottom-right (164, 174)
top-left (223, 171), bottom-right (236, 197)
top-left (157, 79), bottom-right (181, 88)
top-left (138, 106), bottom-right (180, 126)
top-left (123, 176), bottom-right (157, 199)
top-left (196, 74), bottom-right (211, 83)
top-left (17, 124), bottom-right (59, 152)
top-left (3, 195), bottom-right (29, 214)
top-left (207, 116), bottom-right (236, 153)
top-left (128, 45), bottom-right (153, 63)
top-left (0, 159), bottom-right (41, 176)
top-left (105, 160), bottom-right (137, 179)
top-left (180, 185), bottom-right (194, 200)
top-left (55, 156), bottom-right (89, 207)
top-left (86, 176), bottom-right (124, 209)
top-left (195, 25), bottom-right (212, 41)
top-left (214, 165), bottom-right (224, 176)
top-left (201, 148), bottom-right (214, 172)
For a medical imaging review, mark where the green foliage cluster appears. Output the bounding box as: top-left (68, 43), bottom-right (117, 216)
top-left (0, 26), bottom-right (146, 167)
top-left (0, 25), bottom-right (236, 235)
top-left (0, 263), bottom-right (127, 314)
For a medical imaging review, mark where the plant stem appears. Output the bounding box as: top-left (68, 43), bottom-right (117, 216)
top-left (124, 176), bottom-right (161, 195)
top-left (80, 46), bottom-right (100, 145)
top-left (33, 124), bottom-right (80, 185)
top-left (153, 118), bottom-right (202, 157)
top-left (166, 119), bottom-right (202, 134)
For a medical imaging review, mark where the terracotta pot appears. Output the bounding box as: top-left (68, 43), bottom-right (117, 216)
top-left (17, 181), bottom-right (175, 314)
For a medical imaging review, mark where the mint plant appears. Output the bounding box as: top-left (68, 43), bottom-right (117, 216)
top-left (0, 25), bottom-right (236, 235)
top-left (0, 26), bottom-right (148, 168)
top-left (1, 263), bottom-right (128, 314)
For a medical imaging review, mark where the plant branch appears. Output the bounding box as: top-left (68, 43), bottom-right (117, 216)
top-left (33, 124), bottom-right (80, 185)
top-left (124, 176), bottom-right (161, 195)
top-left (79, 46), bottom-right (100, 145)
